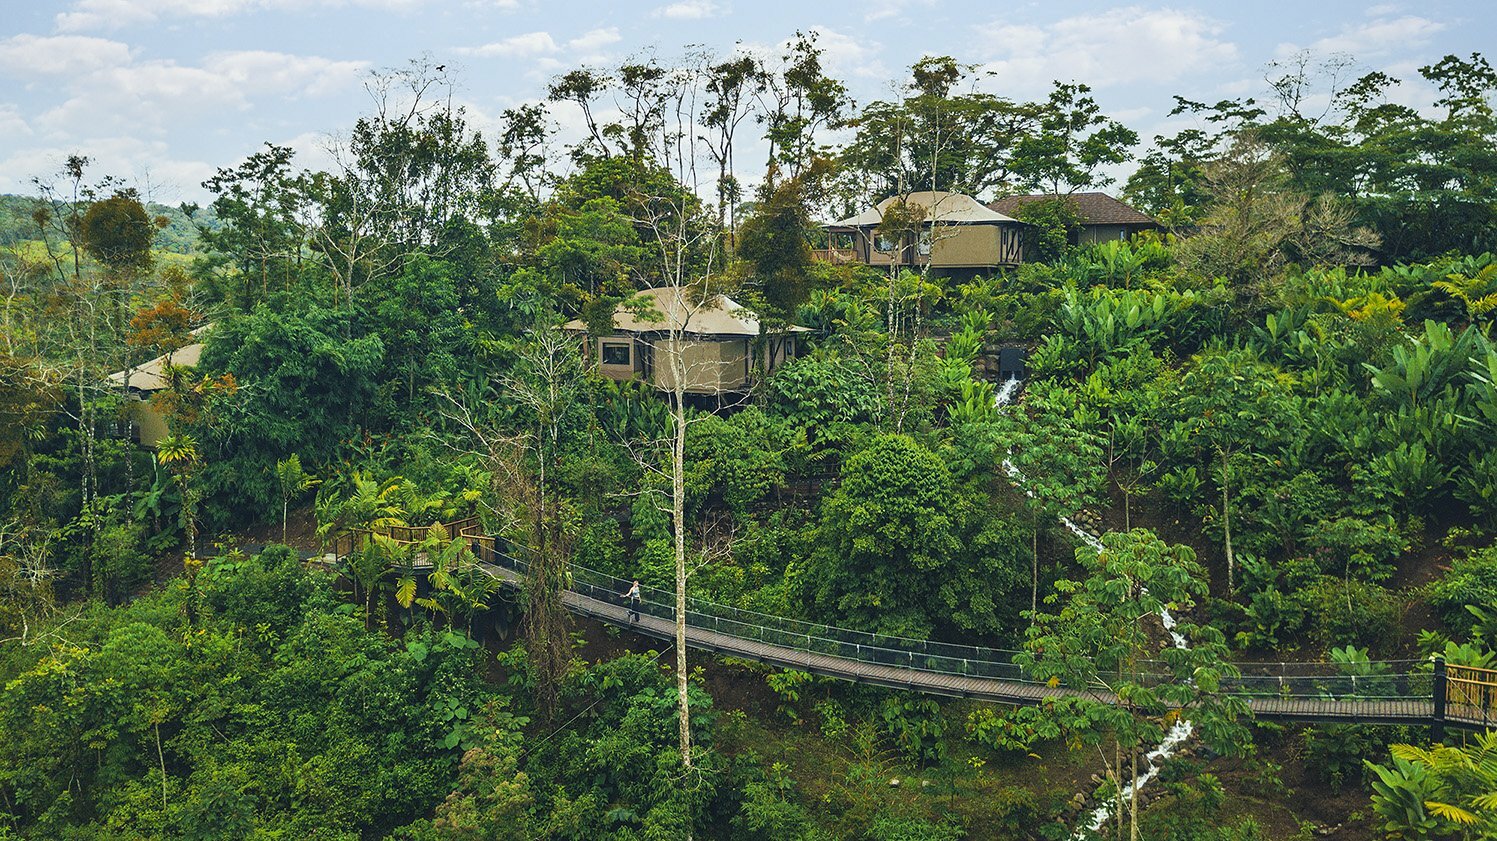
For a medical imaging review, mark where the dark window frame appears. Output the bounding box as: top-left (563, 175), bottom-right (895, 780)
top-left (601, 341), bottom-right (632, 366)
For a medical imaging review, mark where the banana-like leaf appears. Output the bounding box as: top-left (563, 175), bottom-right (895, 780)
top-left (395, 576), bottom-right (417, 609)
top-left (1425, 801), bottom-right (1478, 825)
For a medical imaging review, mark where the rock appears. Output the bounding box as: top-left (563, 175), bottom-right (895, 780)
top-left (889, 778), bottom-right (900, 788)
top-left (920, 779), bottom-right (930, 789)
top-left (1314, 825), bottom-right (1340, 837)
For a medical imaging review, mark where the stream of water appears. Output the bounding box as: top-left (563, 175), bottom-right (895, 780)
top-left (991, 378), bottom-right (1194, 839)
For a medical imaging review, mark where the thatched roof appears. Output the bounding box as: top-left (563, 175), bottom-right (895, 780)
top-left (107, 342), bottom-right (204, 392)
top-left (107, 324), bottom-right (211, 392)
top-left (828, 191), bottom-right (1020, 228)
top-left (563, 287), bottom-right (809, 337)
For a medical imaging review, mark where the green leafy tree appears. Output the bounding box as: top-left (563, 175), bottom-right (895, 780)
top-left (800, 434), bottom-right (958, 636)
top-left (1010, 195), bottom-right (1083, 264)
top-left (798, 433), bottom-right (1025, 637)
top-left (1019, 529), bottom-right (1249, 841)
top-left (738, 165), bottom-right (825, 320)
top-left (1009, 81), bottom-right (1139, 195)
top-left (1171, 346), bottom-right (1296, 591)
top-left (78, 189), bottom-right (160, 277)
top-left (759, 31), bottom-right (851, 183)
top-left (95, 621), bottom-right (182, 811)
top-left (193, 302), bottom-right (384, 522)
top-left (200, 142), bottom-right (308, 303)
top-left (840, 55), bottom-right (1039, 198)
top-left (998, 384), bottom-right (1105, 618)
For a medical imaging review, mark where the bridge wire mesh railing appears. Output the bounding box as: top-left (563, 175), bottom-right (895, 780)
top-left (464, 532), bottom-right (1432, 704)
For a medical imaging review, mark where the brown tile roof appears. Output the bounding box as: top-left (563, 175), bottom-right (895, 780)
top-left (988, 192), bottom-right (1157, 226)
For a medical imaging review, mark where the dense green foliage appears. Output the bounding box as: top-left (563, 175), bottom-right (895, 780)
top-left (5, 40), bottom-right (1497, 841)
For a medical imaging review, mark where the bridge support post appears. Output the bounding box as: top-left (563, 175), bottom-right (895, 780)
top-left (1432, 655), bottom-right (1447, 743)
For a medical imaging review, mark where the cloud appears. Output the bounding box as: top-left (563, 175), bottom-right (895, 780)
top-left (1292, 14), bottom-right (1445, 58)
top-left (459, 27), bottom-right (618, 66)
top-left (863, 0), bottom-right (933, 24)
top-left (36, 61), bottom-right (250, 139)
top-left (0, 105), bottom-right (32, 141)
top-left (652, 0), bottom-right (724, 20)
top-left (794, 27), bottom-right (885, 81)
top-left (22, 46), bottom-right (369, 147)
top-left (460, 31), bottom-right (560, 58)
top-left (204, 51), bottom-right (370, 97)
top-left (55, 0), bottom-right (427, 31)
top-left (0, 34), bottom-right (133, 77)
top-left (57, 0), bottom-right (251, 31)
top-left (976, 7), bottom-right (1238, 97)
top-left (0, 135), bottom-right (206, 200)
top-left (568, 28), bottom-right (621, 53)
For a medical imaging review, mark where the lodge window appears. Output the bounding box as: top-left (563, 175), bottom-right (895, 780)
top-left (601, 342), bottom-right (632, 366)
top-left (875, 233), bottom-right (898, 253)
top-left (916, 230), bottom-right (932, 256)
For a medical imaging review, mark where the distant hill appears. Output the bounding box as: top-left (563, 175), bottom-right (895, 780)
top-left (0, 194), bottom-right (220, 256)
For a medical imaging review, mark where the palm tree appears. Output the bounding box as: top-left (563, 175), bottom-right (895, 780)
top-left (275, 455), bottom-right (319, 543)
top-left (345, 533), bottom-right (409, 629)
top-left (156, 434), bottom-right (200, 558)
top-left (420, 524), bottom-right (497, 638)
top-left (315, 471), bottom-right (405, 550)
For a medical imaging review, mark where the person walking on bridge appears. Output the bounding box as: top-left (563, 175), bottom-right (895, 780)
top-left (621, 579), bottom-right (641, 622)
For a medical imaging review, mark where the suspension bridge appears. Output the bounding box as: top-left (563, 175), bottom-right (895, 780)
top-left (327, 518), bottom-right (1497, 734)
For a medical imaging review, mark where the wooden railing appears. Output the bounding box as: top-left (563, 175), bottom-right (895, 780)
top-left (328, 516), bottom-right (483, 558)
top-left (811, 247), bottom-right (859, 264)
top-left (1446, 663), bottom-right (1497, 730)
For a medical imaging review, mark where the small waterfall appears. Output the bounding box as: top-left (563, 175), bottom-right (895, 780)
top-left (991, 376), bottom-right (1195, 838)
top-left (1079, 718), bottom-right (1195, 835)
top-left (1075, 600), bottom-right (1195, 837)
top-left (994, 376), bottom-right (1022, 407)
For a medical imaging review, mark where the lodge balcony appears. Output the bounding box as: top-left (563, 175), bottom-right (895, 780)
top-left (811, 247), bottom-right (859, 264)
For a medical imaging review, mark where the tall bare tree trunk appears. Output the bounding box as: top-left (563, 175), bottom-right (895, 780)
top-left (1129, 741), bottom-right (1140, 841)
top-left (1221, 448), bottom-right (1234, 592)
top-left (155, 721), bottom-right (168, 810)
top-left (1114, 737), bottom-right (1124, 841)
top-left (672, 384), bottom-right (692, 771)
top-left (1031, 518), bottom-right (1039, 620)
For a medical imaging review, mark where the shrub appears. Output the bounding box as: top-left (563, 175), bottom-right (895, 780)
top-left (964, 706), bottom-right (1061, 755)
top-left (879, 697), bottom-right (946, 764)
top-left (1301, 577), bottom-right (1400, 652)
top-left (90, 516), bottom-right (152, 604)
top-left (765, 357), bottom-right (880, 433)
top-left (1428, 547), bottom-right (1497, 636)
top-left (1302, 725), bottom-right (1407, 790)
top-left (864, 814), bottom-right (964, 841)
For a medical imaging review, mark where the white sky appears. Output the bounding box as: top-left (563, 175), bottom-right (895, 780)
top-left (1, 0), bottom-right (1490, 204)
